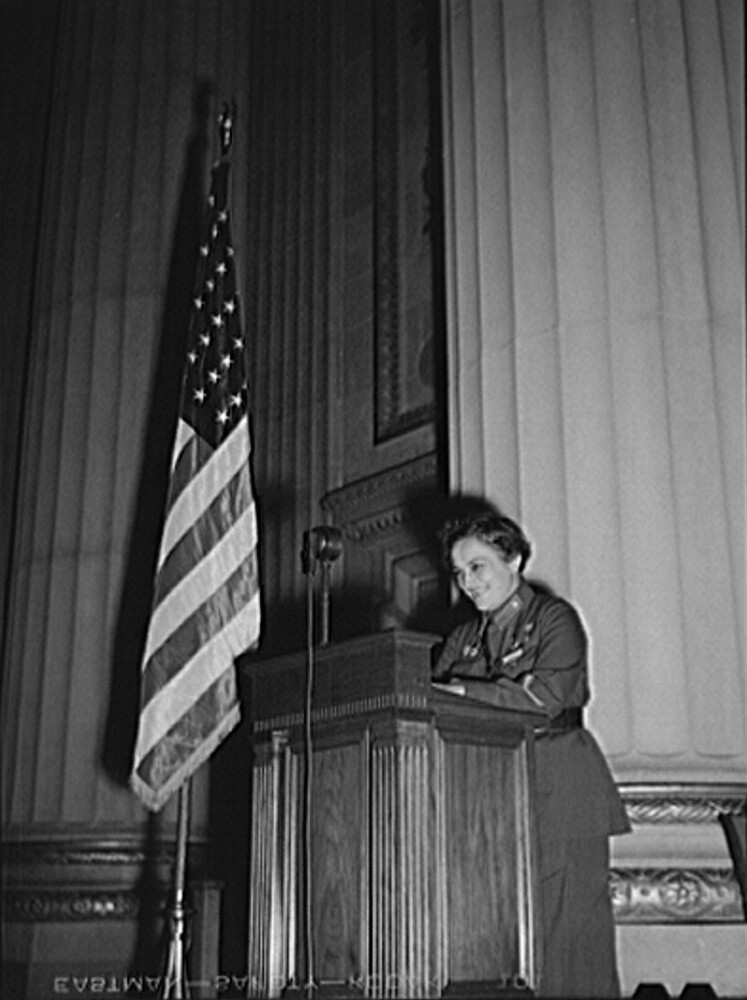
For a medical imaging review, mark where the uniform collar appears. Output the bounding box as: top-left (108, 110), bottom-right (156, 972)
top-left (483, 578), bottom-right (532, 631)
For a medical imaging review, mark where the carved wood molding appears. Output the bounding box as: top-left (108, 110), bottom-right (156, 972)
top-left (321, 454), bottom-right (442, 628)
top-left (254, 690), bottom-right (430, 734)
top-left (321, 452), bottom-right (437, 541)
top-left (610, 867), bottom-right (743, 924)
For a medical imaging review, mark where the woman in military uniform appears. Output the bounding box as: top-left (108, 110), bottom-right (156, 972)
top-left (433, 510), bottom-right (630, 999)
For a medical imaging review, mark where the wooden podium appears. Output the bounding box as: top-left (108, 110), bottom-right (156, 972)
top-left (241, 630), bottom-right (541, 998)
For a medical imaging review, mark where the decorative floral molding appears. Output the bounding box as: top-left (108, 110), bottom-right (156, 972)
top-left (612, 784), bottom-right (747, 923)
top-left (4, 888), bottom-right (149, 923)
top-left (610, 867), bottom-right (743, 923)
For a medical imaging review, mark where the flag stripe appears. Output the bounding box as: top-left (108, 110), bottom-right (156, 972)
top-left (157, 416), bottom-right (251, 573)
top-left (171, 418), bottom-right (197, 473)
top-left (142, 500), bottom-right (258, 675)
top-left (137, 590), bottom-right (260, 759)
top-left (167, 421), bottom-right (213, 505)
top-left (151, 463), bottom-right (256, 615)
top-left (131, 679), bottom-right (242, 812)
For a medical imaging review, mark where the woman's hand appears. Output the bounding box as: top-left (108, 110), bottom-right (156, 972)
top-left (432, 680), bottom-right (467, 696)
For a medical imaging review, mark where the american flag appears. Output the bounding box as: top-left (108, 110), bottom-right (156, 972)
top-left (130, 154), bottom-right (261, 812)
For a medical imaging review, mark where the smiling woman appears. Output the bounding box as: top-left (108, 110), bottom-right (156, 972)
top-left (449, 530), bottom-right (524, 613)
top-left (433, 508), bottom-right (630, 999)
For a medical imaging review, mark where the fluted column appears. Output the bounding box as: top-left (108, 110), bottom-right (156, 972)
top-left (440, 0), bottom-right (746, 991)
top-left (2, 0), bottom-right (257, 840)
top-left (1, 1), bottom-right (253, 989)
top-left (440, 0), bottom-right (745, 783)
top-left (240, 0), bottom-right (343, 651)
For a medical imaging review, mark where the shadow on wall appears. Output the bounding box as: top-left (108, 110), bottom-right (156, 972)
top-left (102, 81), bottom-right (213, 789)
top-left (397, 487), bottom-right (558, 639)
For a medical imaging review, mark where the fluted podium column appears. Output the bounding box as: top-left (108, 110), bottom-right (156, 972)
top-left (246, 731), bottom-right (300, 996)
top-left (368, 720), bottom-right (436, 998)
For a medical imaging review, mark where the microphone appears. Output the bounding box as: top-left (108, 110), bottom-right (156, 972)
top-left (301, 525), bottom-right (343, 574)
top-left (301, 525), bottom-right (343, 646)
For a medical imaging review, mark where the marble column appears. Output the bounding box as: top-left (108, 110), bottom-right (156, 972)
top-left (439, 0), bottom-right (745, 993)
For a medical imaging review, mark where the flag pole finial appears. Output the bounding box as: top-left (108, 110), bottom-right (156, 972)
top-left (219, 100), bottom-right (237, 157)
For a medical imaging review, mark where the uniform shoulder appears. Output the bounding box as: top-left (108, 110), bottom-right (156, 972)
top-left (526, 585), bottom-right (584, 627)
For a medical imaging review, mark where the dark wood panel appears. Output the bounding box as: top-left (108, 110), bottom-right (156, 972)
top-left (444, 742), bottom-right (520, 982)
top-left (307, 742), bottom-right (366, 984)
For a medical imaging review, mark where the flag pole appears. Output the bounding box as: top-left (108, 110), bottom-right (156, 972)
top-left (162, 779), bottom-right (192, 999)
top-left (160, 104), bottom-right (234, 1000)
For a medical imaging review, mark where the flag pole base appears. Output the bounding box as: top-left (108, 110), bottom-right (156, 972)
top-left (162, 781), bottom-right (192, 999)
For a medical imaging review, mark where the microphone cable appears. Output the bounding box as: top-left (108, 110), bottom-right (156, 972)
top-left (302, 550), bottom-right (317, 998)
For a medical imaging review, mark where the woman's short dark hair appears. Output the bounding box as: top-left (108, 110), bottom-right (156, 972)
top-left (439, 511), bottom-right (532, 572)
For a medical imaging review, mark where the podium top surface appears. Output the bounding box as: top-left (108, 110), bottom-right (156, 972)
top-left (242, 629), bottom-right (437, 723)
top-left (241, 628), bottom-right (543, 736)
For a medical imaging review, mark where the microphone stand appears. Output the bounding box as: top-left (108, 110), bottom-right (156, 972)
top-left (297, 526), bottom-right (342, 998)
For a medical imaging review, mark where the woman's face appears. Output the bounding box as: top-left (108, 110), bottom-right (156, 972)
top-left (450, 535), bottom-right (521, 613)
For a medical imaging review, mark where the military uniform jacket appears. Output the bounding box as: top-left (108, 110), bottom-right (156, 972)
top-left (433, 579), bottom-right (630, 847)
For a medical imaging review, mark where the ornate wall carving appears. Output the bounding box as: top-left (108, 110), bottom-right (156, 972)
top-left (610, 783), bottom-right (747, 925)
top-left (3, 836), bottom-right (220, 995)
top-left (6, 889), bottom-right (142, 924)
top-left (621, 785), bottom-right (747, 827)
top-left (610, 868), bottom-right (742, 924)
